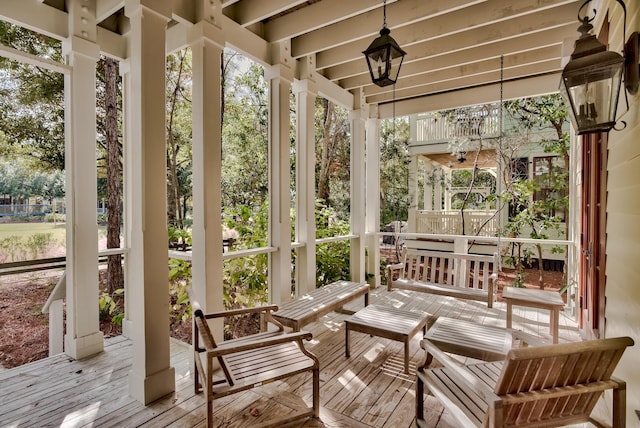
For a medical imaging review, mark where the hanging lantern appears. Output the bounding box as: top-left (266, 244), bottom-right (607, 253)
top-left (363, 1), bottom-right (406, 87)
top-left (560, 4), bottom-right (624, 134)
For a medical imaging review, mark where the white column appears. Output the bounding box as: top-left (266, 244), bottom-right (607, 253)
top-left (444, 168), bottom-right (452, 211)
top-left (350, 89), bottom-right (367, 284)
top-left (434, 168), bottom-right (443, 211)
top-left (293, 58), bottom-right (317, 295)
top-left (266, 43), bottom-right (294, 305)
top-left (408, 156), bottom-right (418, 230)
top-left (63, 0), bottom-right (103, 360)
top-left (124, 0), bottom-right (175, 404)
top-left (120, 59), bottom-right (133, 338)
top-left (189, 19), bottom-right (225, 339)
top-left (365, 116), bottom-right (381, 288)
top-left (424, 162), bottom-right (433, 210)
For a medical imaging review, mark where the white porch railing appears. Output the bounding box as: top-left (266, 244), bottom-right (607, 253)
top-left (415, 108), bottom-right (501, 142)
top-left (416, 210), bottom-right (499, 236)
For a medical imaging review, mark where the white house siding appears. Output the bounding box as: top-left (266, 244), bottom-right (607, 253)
top-left (604, 0), bottom-right (640, 420)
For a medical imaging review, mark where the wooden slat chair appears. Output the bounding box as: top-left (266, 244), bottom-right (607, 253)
top-left (191, 300), bottom-right (320, 428)
top-left (416, 336), bottom-right (634, 428)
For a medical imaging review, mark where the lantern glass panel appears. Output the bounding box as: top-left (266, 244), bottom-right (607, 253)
top-left (562, 59), bottom-right (624, 134)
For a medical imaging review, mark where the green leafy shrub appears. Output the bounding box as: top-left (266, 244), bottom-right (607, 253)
top-left (98, 288), bottom-right (124, 325)
top-left (314, 200), bottom-right (351, 288)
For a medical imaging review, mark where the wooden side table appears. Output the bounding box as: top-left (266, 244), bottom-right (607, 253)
top-left (345, 305), bottom-right (430, 374)
top-left (503, 287), bottom-right (565, 344)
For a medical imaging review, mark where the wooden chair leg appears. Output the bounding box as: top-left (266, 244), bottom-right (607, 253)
top-left (416, 374), bottom-right (425, 423)
top-left (312, 367), bottom-right (320, 418)
top-left (612, 380), bottom-right (627, 428)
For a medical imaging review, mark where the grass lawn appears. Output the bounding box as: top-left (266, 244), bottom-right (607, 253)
top-left (0, 223), bottom-right (110, 260)
top-left (0, 222), bottom-right (67, 242)
top-left (0, 222), bottom-right (69, 261)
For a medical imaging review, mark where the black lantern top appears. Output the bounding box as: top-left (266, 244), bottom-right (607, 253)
top-left (363, 3), bottom-right (406, 87)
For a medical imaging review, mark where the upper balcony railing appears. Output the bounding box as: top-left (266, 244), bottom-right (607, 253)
top-left (416, 210), bottom-right (499, 236)
top-left (415, 107), bottom-right (501, 143)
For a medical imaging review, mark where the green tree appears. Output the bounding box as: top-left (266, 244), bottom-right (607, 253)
top-left (100, 56), bottom-right (124, 295)
top-left (501, 94), bottom-right (570, 288)
top-left (379, 116), bottom-right (410, 227)
top-left (166, 49), bottom-right (193, 229)
top-left (0, 22), bottom-right (64, 171)
top-left (221, 57), bottom-right (269, 218)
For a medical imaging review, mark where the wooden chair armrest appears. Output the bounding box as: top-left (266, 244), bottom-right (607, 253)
top-left (419, 338), bottom-right (500, 403)
top-left (208, 330), bottom-right (313, 357)
top-left (200, 304), bottom-right (279, 319)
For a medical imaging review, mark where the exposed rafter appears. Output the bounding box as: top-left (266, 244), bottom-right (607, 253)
top-left (0, 0), bottom-right (583, 116)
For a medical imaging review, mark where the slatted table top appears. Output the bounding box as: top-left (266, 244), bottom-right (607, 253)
top-left (345, 304), bottom-right (430, 336)
top-left (502, 287), bottom-right (564, 308)
top-left (424, 316), bottom-right (513, 362)
top-left (273, 280), bottom-right (370, 331)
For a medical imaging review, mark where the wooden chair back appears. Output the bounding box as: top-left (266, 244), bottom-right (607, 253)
top-left (192, 304), bottom-right (236, 387)
top-left (494, 336), bottom-right (634, 426)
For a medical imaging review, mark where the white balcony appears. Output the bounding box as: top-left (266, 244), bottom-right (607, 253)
top-left (416, 210), bottom-right (499, 237)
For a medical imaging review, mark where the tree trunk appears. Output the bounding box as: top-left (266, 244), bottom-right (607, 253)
top-left (166, 51), bottom-right (187, 229)
top-left (318, 98), bottom-right (334, 203)
top-left (104, 57), bottom-right (124, 295)
top-left (536, 243), bottom-right (545, 289)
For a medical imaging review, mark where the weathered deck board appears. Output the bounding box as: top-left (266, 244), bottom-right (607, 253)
top-left (0, 288), bottom-right (582, 427)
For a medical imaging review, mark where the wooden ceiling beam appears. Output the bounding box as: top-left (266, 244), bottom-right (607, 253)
top-left (316, 1), bottom-right (578, 70)
top-left (370, 61), bottom-right (561, 108)
top-left (363, 46), bottom-right (562, 98)
top-left (337, 25), bottom-right (574, 90)
top-left (263, 0), bottom-right (402, 43)
top-left (287, 0), bottom-right (474, 57)
top-left (223, 0), bottom-right (309, 27)
top-left (378, 73), bottom-right (561, 118)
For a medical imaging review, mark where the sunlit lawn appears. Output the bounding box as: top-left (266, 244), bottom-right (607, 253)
top-left (0, 222), bottom-right (67, 242)
top-left (0, 222), bottom-right (109, 261)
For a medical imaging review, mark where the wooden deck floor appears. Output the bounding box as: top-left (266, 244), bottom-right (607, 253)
top-left (0, 287), bottom-right (582, 427)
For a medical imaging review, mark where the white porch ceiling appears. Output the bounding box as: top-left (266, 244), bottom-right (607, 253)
top-left (2, 0), bottom-right (583, 118)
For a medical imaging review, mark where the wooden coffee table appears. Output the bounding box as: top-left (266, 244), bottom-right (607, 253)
top-left (345, 305), bottom-right (430, 374)
top-left (503, 287), bottom-right (565, 344)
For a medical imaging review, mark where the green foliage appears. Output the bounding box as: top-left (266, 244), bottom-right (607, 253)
top-left (25, 233), bottom-right (52, 259)
top-left (167, 256), bottom-right (193, 323)
top-left (222, 57), bottom-right (269, 211)
top-left (0, 22), bottom-right (65, 171)
top-left (224, 254), bottom-right (269, 309)
top-left (501, 95), bottom-right (570, 288)
top-left (98, 288), bottom-right (124, 325)
top-left (379, 117), bottom-right (410, 227)
top-left (166, 49), bottom-right (193, 228)
top-left (222, 203), bottom-right (269, 308)
top-left (168, 226), bottom-right (192, 251)
top-left (315, 200), bottom-right (351, 287)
